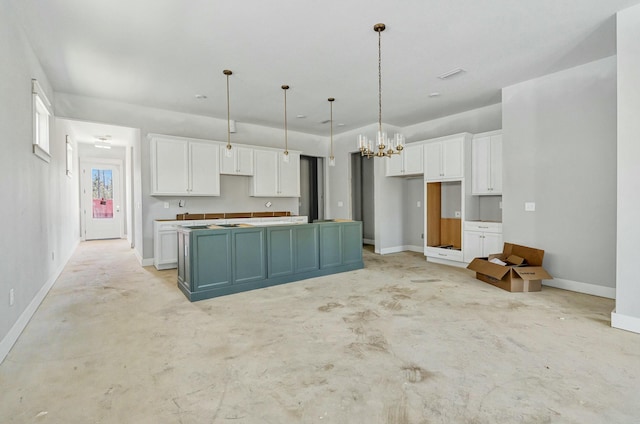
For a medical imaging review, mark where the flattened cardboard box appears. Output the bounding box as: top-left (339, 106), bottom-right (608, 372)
top-left (467, 243), bottom-right (553, 292)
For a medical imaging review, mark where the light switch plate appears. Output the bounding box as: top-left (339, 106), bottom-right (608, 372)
top-left (525, 202), bottom-right (536, 212)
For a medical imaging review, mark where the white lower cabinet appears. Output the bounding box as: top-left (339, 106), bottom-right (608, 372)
top-left (463, 221), bottom-right (503, 263)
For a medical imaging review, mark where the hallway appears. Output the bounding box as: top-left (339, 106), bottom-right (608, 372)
top-left (1, 240), bottom-right (639, 423)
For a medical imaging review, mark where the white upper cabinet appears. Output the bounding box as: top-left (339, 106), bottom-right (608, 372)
top-left (472, 132), bottom-right (502, 195)
top-left (424, 136), bottom-right (464, 181)
top-left (150, 134), bottom-right (220, 196)
top-left (220, 145), bottom-right (254, 176)
top-left (250, 148), bottom-right (300, 197)
top-left (386, 143), bottom-right (424, 176)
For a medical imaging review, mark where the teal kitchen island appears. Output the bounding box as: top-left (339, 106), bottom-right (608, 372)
top-left (176, 220), bottom-right (363, 301)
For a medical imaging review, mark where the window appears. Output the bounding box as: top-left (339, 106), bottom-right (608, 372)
top-left (32, 79), bottom-right (52, 162)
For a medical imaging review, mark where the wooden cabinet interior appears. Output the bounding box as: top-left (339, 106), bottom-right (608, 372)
top-left (426, 181), bottom-right (462, 250)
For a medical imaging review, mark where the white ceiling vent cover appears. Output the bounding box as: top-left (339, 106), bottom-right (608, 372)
top-left (438, 68), bottom-right (465, 79)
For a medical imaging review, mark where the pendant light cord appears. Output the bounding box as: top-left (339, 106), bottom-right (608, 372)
top-left (378, 28), bottom-right (383, 135)
top-left (283, 85), bottom-right (289, 155)
top-left (223, 69), bottom-right (233, 150)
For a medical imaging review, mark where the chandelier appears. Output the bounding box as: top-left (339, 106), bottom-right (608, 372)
top-left (358, 23), bottom-right (404, 158)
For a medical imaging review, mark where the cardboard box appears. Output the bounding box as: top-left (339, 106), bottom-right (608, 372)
top-left (467, 243), bottom-right (552, 292)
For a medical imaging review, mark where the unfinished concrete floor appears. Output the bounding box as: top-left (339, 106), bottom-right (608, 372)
top-left (1, 240), bottom-right (639, 423)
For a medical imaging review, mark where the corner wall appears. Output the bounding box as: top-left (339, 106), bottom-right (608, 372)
top-left (613, 4), bottom-right (640, 333)
top-left (0, 3), bottom-right (81, 363)
top-left (502, 56), bottom-right (617, 298)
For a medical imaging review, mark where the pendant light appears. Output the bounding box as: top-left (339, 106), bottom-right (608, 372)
top-left (328, 97), bottom-right (335, 167)
top-left (223, 69), bottom-right (233, 157)
top-left (358, 23), bottom-right (404, 158)
top-left (282, 84), bottom-right (290, 162)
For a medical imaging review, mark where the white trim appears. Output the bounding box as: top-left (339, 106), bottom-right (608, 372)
top-left (543, 278), bottom-right (615, 299)
top-left (363, 238), bottom-right (375, 245)
top-left (379, 246), bottom-right (405, 255)
top-left (378, 245), bottom-right (425, 255)
top-left (426, 256), bottom-right (468, 268)
top-left (0, 239), bottom-right (79, 365)
top-left (611, 310), bottom-right (640, 334)
top-left (134, 248), bottom-right (153, 266)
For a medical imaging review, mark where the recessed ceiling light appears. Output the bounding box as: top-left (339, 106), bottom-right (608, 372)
top-left (296, 114), bottom-right (306, 119)
top-left (437, 68), bottom-right (465, 80)
top-left (429, 92), bottom-right (441, 97)
top-left (195, 94), bottom-right (207, 99)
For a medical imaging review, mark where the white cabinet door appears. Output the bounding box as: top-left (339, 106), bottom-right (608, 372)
top-left (404, 143), bottom-right (423, 175)
top-left (236, 146), bottom-right (254, 175)
top-left (279, 152), bottom-right (300, 196)
top-left (251, 149), bottom-right (300, 197)
top-left (424, 142), bottom-right (442, 180)
top-left (151, 137), bottom-right (189, 195)
top-left (442, 138), bottom-right (463, 178)
top-left (463, 231), bottom-right (484, 263)
top-left (386, 153), bottom-right (404, 176)
top-left (189, 142), bottom-right (220, 196)
top-left (483, 232), bottom-right (503, 256)
top-left (472, 134), bottom-right (502, 194)
top-left (472, 136), bottom-right (491, 194)
top-left (220, 145), bottom-right (254, 175)
top-left (219, 146), bottom-right (236, 175)
top-left (489, 135), bottom-right (502, 194)
top-left (251, 149), bottom-right (279, 196)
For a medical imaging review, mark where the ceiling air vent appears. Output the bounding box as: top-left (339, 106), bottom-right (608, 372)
top-left (437, 67), bottom-right (465, 80)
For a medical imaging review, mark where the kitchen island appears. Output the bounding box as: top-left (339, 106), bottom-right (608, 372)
top-left (176, 220), bottom-right (363, 301)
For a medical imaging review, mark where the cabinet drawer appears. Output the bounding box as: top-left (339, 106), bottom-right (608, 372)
top-left (425, 246), bottom-right (463, 262)
top-left (464, 221), bottom-right (502, 233)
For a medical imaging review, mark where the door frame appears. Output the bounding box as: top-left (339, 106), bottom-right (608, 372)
top-left (80, 157), bottom-right (125, 241)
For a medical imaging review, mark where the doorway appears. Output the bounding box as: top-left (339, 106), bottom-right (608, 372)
top-left (351, 152), bottom-right (375, 244)
top-left (81, 159), bottom-right (124, 240)
top-left (300, 155), bottom-right (325, 222)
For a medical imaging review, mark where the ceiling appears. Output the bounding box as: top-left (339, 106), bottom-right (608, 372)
top-left (11, 0), bottom-right (640, 136)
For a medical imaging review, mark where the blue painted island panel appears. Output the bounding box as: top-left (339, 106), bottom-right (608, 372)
top-left (177, 221), bottom-right (363, 301)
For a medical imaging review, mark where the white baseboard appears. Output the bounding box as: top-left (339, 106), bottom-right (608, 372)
top-left (543, 278), bottom-right (615, 299)
top-left (378, 245), bottom-right (424, 255)
top-left (611, 310), bottom-right (640, 334)
top-left (134, 249), bottom-right (153, 267)
top-left (363, 238), bottom-right (375, 245)
top-left (0, 239), bottom-right (80, 365)
top-left (426, 256), bottom-right (468, 268)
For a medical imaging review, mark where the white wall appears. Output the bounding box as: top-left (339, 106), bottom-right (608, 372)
top-left (55, 93), bottom-right (330, 261)
top-left (502, 56), bottom-right (617, 297)
top-left (0, 4), bottom-right (81, 363)
top-left (613, 4), bottom-right (640, 332)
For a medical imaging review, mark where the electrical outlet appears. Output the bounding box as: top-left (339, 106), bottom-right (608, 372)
top-left (163, 202), bottom-right (169, 209)
top-left (9, 288), bottom-right (14, 306)
top-left (499, 201), bottom-right (502, 209)
top-left (338, 201), bottom-right (344, 207)
top-left (454, 211), bottom-right (461, 218)
top-left (417, 201), bottom-right (421, 207)
top-left (525, 202), bottom-right (536, 212)
top-left (178, 199), bottom-right (185, 207)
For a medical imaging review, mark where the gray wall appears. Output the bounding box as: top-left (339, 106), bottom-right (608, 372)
top-left (402, 178), bottom-right (424, 249)
top-left (615, 4), bottom-right (640, 323)
top-left (502, 56), bottom-right (617, 289)
top-left (0, 4), bottom-right (80, 360)
top-left (55, 93), bottom-right (329, 261)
